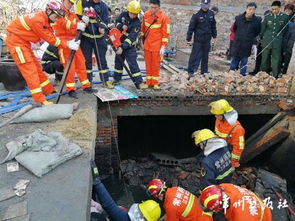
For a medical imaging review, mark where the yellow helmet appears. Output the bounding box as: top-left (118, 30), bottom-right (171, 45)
top-left (192, 129), bottom-right (216, 145)
top-left (70, 0), bottom-right (75, 3)
top-left (209, 99), bottom-right (234, 115)
top-left (138, 200), bottom-right (161, 221)
top-left (127, 0), bottom-right (141, 14)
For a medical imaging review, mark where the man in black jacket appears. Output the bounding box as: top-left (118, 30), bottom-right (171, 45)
top-left (229, 2), bottom-right (261, 76)
top-left (186, 0), bottom-right (217, 76)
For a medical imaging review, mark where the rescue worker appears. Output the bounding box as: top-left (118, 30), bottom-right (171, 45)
top-left (209, 99), bottom-right (245, 168)
top-left (192, 129), bottom-right (233, 189)
top-left (91, 161), bottom-right (161, 221)
top-left (112, 0), bottom-right (148, 89)
top-left (147, 178), bottom-right (213, 221)
top-left (260, 0), bottom-right (289, 78)
top-left (199, 184), bottom-right (272, 221)
top-left (54, 0), bottom-right (95, 98)
top-left (142, 0), bottom-right (170, 90)
top-left (5, 0), bottom-right (76, 105)
top-left (41, 44), bottom-right (63, 84)
top-left (186, 0), bottom-right (217, 77)
top-left (79, 0), bottom-right (113, 88)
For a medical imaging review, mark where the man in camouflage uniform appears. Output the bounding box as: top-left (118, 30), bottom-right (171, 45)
top-left (260, 0), bottom-right (289, 78)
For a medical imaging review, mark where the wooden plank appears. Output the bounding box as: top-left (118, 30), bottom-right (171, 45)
top-left (241, 127), bottom-right (290, 163)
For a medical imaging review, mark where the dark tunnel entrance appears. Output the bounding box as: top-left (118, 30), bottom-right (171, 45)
top-left (117, 114), bottom-right (275, 160)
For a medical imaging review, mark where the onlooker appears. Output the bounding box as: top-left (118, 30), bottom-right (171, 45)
top-left (282, 15), bottom-right (295, 74)
top-left (260, 0), bottom-right (289, 78)
top-left (114, 7), bottom-right (121, 18)
top-left (226, 24), bottom-right (235, 60)
top-left (229, 2), bottom-right (261, 76)
top-left (284, 4), bottom-right (294, 19)
top-left (187, 0), bottom-right (217, 76)
top-left (211, 6), bottom-right (219, 16)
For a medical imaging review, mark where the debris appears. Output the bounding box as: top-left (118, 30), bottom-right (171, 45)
top-left (0, 201), bottom-right (28, 220)
top-left (14, 179), bottom-right (30, 197)
top-left (7, 161), bottom-right (19, 172)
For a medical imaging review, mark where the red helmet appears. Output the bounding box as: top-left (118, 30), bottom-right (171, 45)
top-left (147, 179), bottom-right (167, 199)
top-left (199, 185), bottom-right (223, 212)
top-left (46, 0), bottom-right (65, 17)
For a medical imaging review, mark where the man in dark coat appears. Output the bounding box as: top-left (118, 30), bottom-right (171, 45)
top-left (229, 2), bottom-right (261, 76)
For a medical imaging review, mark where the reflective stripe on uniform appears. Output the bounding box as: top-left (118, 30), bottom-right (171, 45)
top-left (167, 24), bottom-right (171, 34)
top-left (15, 47), bottom-right (25, 64)
top-left (152, 76), bottom-right (159, 80)
top-left (81, 79), bottom-right (90, 85)
top-left (87, 70), bottom-right (92, 73)
top-left (30, 87), bottom-right (42, 94)
top-left (40, 80), bottom-right (50, 88)
top-left (231, 153), bottom-right (240, 160)
top-left (146, 76), bottom-right (153, 79)
top-left (181, 194), bottom-right (195, 217)
top-left (89, 19), bottom-right (98, 24)
top-left (202, 212), bottom-right (213, 217)
top-left (82, 32), bottom-right (104, 39)
top-left (215, 128), bottom-right (229, 138)
top-left (216, 167), bottom-right (235, 180)
top-left (40, 60), bottom-right (50, 64)
top-left (45, 50), bottom-right (58, 59)
top-left (132, 72), bottom-right (141, 77)
top-left (56, 71), bottom-right (63, 75)
top-left (162, 38), bottom-right (168, 42)
top-left (99, 69), bottom-right (109, 74)
top-left (124, 32), bottom-right (129, 37)
top-left (66, 83), bottom-right (75, 87)
top-left (239, 136), bottom-right (244, 149)
top-left (60, 49), bottom-right (65, 64)
top-left (114, 69), bottom-right (123, 73)
top-left (54, 38), bottom-right (61, 47)
top-left (66, 20), bottom-right (71, 30)
top-left (19, 16), bottom-right (31, 31)
top-left (145, 22), bottom-right (161, 29)
top-left (204, 194), bottom-right (220, 208)
top-left (125, 38), bottom-right (132, 45)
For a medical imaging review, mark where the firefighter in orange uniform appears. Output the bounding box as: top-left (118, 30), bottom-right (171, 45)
top-left (141, 0), bottom-right (170, 90)
top-left (5, 1), bottom-right (73, 105)
top-left (147, 179), bottom-right (213, 221)
top-left (199, 184), bottom-right (272, 221)
top-left (53, 0), bottom-right (96, 99)
top-left (209, 99), bottom-right (245, 168)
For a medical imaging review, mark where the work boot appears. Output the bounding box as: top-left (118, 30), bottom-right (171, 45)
top-left (104, 81), bottom-right (114, 89)
top-left (138, 83), bottom-right (148, 89)
top-left (68, 90), bottom-right (78, 99)
top-left (83, 87), bottom-right (98, 93)
top-left (42, 100), bottom-right (53, 105)
top-left (153, 85), bottom-right (161, 90)
top-left (90, 160), bottom-right (101, 185)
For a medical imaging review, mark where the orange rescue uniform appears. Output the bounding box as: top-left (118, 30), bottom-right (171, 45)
top-left (220, 184), bottom-right (272, 221)
top-left (141, 9), bottom-right (170, 86)
top-left (164, 187), bottom-right (213, 221)
top-left (5, 12), bottom-right (66, 103)
top-left (53, 9), bottom-right (90, 92)
top-left (215, 119), bottom-right (245, 168)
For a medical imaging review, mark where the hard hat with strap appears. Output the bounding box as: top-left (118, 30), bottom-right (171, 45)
top-left (127, 0), bottom-right (141, 14)
top-left (147, 179), bottom-right (167, 199)
top-left (138, 200), bottom-right (161, 221)
top-left (46, 0), bottom-right (65, 17)
top-left (199, 185), bottom-right (223, 212)
top-left (209, 99), bottom-right (234, 115)
top-left (70, 0), bottom-right (75, 4)
top-left (192, 129), bottom-right (216, 145)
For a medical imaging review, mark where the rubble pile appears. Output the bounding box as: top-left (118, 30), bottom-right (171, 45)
top-left (160, 71), bottom-right (292, 95)
top-left (120, 157), bottom-right (259, 194)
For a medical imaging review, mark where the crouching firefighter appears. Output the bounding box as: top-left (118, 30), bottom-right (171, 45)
top-left (41, 44), bottom-right (63, 84)
top-left (91, 161), bottom-right (161, 221)
top-left (147, 179), bottom-right (213, 221)
top-left (112, 0), bottom-right (148, 89)
top-left (79, 0), bottom-right (113, 88)
top-left (192, 129), bottom-right (234, 189)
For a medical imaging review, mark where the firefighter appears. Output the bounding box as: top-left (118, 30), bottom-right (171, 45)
top-left (142, 0), bottom-right (170, 90)
top-left (5, 0), bottom-right (76, 105)
top-left (147, 179), bottom-right (213, 221)
top-left (79, 0), bottom-right (113, 88)
top-left (192, 129), bottom-right (233, 189)
top-left (199, 184), bottom-right (272, 221)
top-left (209, 99), bottom-right (245, 168)
top-left (260, 0), bottom-right (289, 78)
top-left (41, 44), bottom-right (63, 84)
top-left (91, 161), bottom-right (161, 221)
top-left (53, 0), bottom-right (96, 99)
top-left (186, 0), bottom-right (217, 76)
top-left (112, 0), bottom-right (148, 89)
